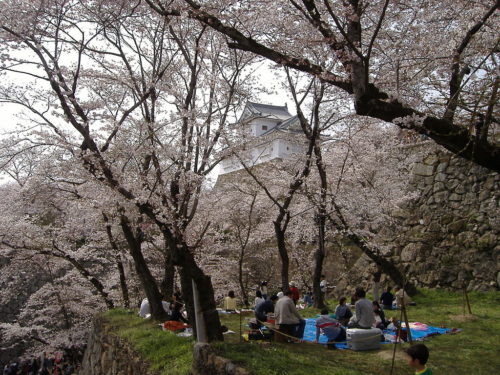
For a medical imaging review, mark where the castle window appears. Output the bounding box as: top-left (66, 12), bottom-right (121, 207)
top-left (262, 125), bottom-right (268, 130)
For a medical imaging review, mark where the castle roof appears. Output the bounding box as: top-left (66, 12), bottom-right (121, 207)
top-left (240, 101), bottom-right (292, 121)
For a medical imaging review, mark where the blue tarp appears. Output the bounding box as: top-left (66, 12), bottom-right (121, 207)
top-left (301, 318), bottom-right (451, 349)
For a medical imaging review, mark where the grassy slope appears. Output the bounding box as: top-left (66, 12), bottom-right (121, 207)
top-left (104, 290), bottom-right (499, 375)
top-left (103, 309), bottom-right (192, 375)
top-left (217, 290), bottom-right (500, 375)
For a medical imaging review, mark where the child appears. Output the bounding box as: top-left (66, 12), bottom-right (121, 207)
top-left (405, 343), bottom-right (432, 374)
top-left (334, 297), bottom-right (352, 326)
top-left (372, 301), bottom-right (387, 329)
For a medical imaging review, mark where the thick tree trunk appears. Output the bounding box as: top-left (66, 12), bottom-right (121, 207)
top-left (373, 270), bottom-right (382, 302)
top-left (160, 240), bottom-right (175, 299)
top-left (313, 214), bottom-right (327, 309)
top-left (274, 221), bottom-right (290, 291)
top-left (120, 216), bottom-right (168, 321)
top-left (116, 255), bottom-right (130, 309)
top-left (103, 213), bottom-right (129, 308)
top-left (238, 250), bottom-right (249, 307)
top-left (170, 239), bottom-right (223, 342)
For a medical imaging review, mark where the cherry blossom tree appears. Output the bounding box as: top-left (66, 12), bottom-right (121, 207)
top-left (148, 0), bottom-right (500, 172)
top-left (0, 181), bottom-right (120, 361)
top-left (0, 0), bottom-right (254, 341)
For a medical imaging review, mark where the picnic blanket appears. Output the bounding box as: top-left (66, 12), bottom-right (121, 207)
top-left (301, 318), bottom-right (452, 349)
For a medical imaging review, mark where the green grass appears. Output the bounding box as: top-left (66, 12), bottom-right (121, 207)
top-left (103, 309), bottom-right (193, 375)
top-left (103, 290), bottom-right (500, 375)
top-left (217, 289), bottom-right (500, 375)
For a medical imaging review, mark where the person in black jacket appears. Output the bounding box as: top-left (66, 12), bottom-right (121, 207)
top-left (380, 287), bottom-right (394, 310)
top-left (255, 295), bottom-right (279, 324)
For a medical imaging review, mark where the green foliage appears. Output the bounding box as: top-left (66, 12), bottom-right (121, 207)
top-left (103, 309), bottom-right (193, 375)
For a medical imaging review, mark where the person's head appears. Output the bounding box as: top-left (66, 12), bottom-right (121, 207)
top-left (373, 301), bottom-right (381, 310)
top-left (173, 292), bottom-right (181, 300)
top-left (386, 286), bottom-right (392, 293)
top-left (256, 290), bottom-right (262, 298)
top-left (320, 308), bottom-right (329, 315)
top-left (228, 290), bottom-right (235, 298)
top-left (394, 286), bottom-right (401, 292)
top-left (277, 291), bottom-right (284, 299)
top-left (355, 287), bottom-right (366, 298)
top-left (284, 289), bottom-right (293, 297)
top-left (321, 274), bottom-right (325, 279)
top-left (270, 295), bottom-right (279, 304)
top-left (289, 281), bottom-right (296, 287)
top-left (405, 344), bottom-right (429, 369)
top-left (339, 296), bottom-right (346, 305)
top-left (261, 281), bottom-right (267, 286)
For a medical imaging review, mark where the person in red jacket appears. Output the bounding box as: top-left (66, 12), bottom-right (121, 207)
top-left (289, 281), bottom-right (300, 305)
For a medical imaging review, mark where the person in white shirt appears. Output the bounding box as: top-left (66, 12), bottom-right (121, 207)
top-left (320, 274), bottom-right (327, 299)
top-left (138, 298), bottom-right (171, 318)
top-left (139, 298), bottom-right (150, 318)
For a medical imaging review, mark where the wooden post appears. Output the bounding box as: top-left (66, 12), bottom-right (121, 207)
top-left (401, 302), bottom-right (412, 344)
top-left (192, 279), bottom-right (207, 343)
top-left (401, 284), bottom-right (412, 344)
top-left (239, 308), bottom-right (242, 342)
top-left (390, 303), bottom-right (405, 375)
top-left (463, 285), bottom-right (472, 315)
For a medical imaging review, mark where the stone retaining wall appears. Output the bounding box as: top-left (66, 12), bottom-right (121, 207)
top-left (78, 316), bottom-right (157, 375)
top-left (337, 144), bottom-right (499, 292)
top-left (79, 317), bottom-right (249, 375)
top-left (191, 343), bottom-right (249, 375)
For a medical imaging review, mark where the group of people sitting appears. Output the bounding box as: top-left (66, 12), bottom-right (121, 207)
top-left (249, 284), bottom-right (414, 347)
top-left (138, 292), bottom-right (188, 323)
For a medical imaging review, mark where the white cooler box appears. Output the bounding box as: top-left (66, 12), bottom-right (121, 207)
top-left (346, 328), bottom-right (382, 351)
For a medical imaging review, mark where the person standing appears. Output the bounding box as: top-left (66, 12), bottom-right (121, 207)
top-left (275, 290), bottom-right (306, 339)
top-left (259, 281), bottom-right (268, 300)
top-left (320, 275), bottom-right (327, 300)
top-left (289, 281), bottom-right (300, 305)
